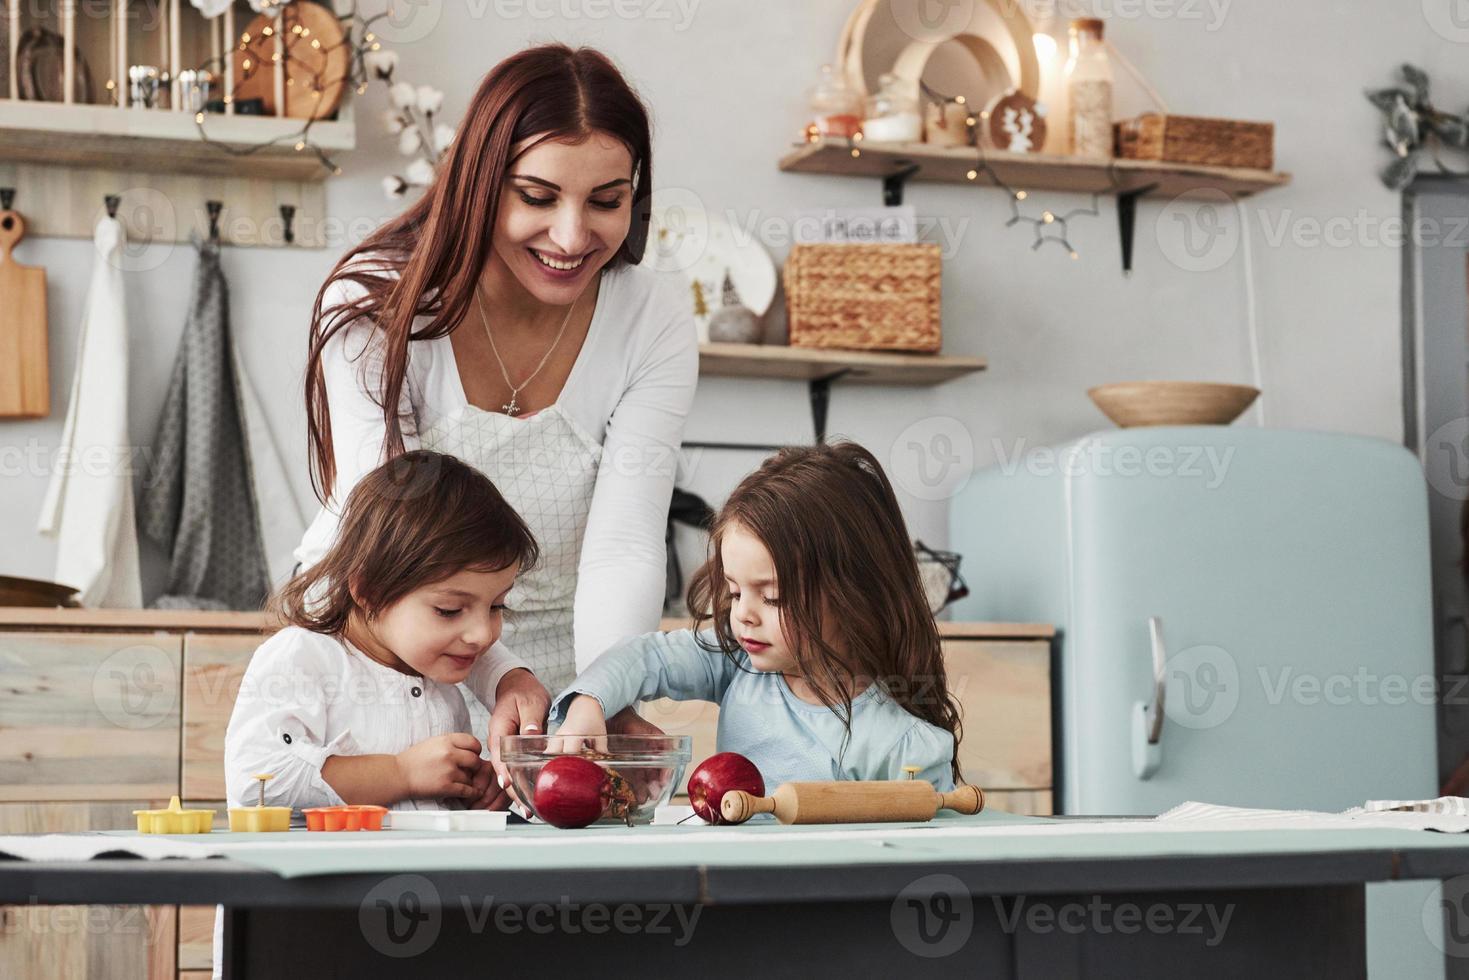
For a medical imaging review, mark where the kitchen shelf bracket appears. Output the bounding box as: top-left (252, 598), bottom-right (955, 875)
top-left (682, 368), bottom-right (855, 454)
top-left (809, 369), bottom-right (851, 442)
top-left (1116, 181), bottom-right (1159, 274)
top-left (883, 163), bottom-right (921, 206)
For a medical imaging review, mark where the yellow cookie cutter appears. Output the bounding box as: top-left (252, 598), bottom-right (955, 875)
top-left (228, 774), bottom-right (292, 833)
top-left (134, 796), bottom-right (216, 834)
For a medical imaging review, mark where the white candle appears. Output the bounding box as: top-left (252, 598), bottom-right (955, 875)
top-left (861, 111), bottom-right (922, 144)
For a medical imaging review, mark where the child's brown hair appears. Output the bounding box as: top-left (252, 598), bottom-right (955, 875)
top-left (686, 442), bottom-right (964, 784)
top-left (276, 450), bottom-right (539, 633)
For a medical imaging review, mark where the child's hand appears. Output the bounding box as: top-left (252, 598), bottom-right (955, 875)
top-left (466, 759), bottom-right (500, 809)
top-left (608, 705), bottom-right (668, 738)
top-left (549, 694), bottom-right (609, 753)
top-left (395, 733), bottom-right (484, 802)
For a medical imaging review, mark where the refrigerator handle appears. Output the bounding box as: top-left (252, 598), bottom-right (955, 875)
top-left (1132, 616), bottom-right (1167, 779)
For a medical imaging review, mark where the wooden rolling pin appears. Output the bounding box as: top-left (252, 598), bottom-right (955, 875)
top-left (720, 780), bottom-right (985, 825)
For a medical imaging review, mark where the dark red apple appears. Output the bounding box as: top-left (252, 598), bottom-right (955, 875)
top-left (533, 756), bottom-right (610, 829)
top-left (687, 752), bottom-right (764, 824)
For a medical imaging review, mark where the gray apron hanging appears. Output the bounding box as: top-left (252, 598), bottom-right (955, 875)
top-left (139, 235), bottom-right (270, 610)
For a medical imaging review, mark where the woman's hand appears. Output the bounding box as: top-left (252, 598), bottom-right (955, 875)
top-left (395, 733), bottom-right (484, 802)
top-left (485, 668), bottom-right (550, 809)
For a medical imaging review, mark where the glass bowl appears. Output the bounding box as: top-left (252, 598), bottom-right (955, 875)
top-left (501, 734), bottom-right (693, 826)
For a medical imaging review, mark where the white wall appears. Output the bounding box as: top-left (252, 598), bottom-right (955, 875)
top-left (0, 0), bottom-right (1456, 598)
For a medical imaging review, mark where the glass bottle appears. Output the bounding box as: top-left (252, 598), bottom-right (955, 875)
top-left (1065, 18), bottom-right (1113, 159)
top-left (862, 73), bottom-right (923, 144)
top-left (807, 64), bottom-right (862, 140)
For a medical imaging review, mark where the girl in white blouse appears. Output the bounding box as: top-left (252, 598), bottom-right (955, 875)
top-left (225, 451), bottom-right (541, 812)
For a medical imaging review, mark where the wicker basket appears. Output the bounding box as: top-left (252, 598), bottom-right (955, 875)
top-left (784, 243), bottom-right (942, 352)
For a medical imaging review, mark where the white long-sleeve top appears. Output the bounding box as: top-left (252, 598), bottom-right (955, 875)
top-left (223, 625), bottom-right (526, 810)
top-left (294, 260), bottom-right (699, 678)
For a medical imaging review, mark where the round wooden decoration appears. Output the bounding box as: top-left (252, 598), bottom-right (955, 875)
top-left (838, 0), bottom-right (1040, 101)
top-left (984, 90), bottom-right (1047, 154)
top-left (234, 0), bottom-right (349, 120)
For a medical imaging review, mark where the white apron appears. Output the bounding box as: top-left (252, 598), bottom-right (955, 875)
top-left (420, 402), bottom-right (602, 695)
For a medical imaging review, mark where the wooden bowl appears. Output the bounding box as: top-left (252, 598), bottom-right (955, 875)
top-left (0, 575), bottom-right (80, 607)
top-left (1087, 381), bottom-right (1260, 427)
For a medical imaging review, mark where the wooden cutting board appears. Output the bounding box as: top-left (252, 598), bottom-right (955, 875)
top-left (234, 0), bottom-right (349, 120)
top-left (0, 207), bottom-right (49, 418)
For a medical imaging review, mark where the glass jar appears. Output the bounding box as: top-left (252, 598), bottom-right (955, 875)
top-left (1065, 18), bottom-right (1113, 159)
top-left (862, 73), bottom-right (923, 144)
top-left (807, 63), bottom-right (862, 140)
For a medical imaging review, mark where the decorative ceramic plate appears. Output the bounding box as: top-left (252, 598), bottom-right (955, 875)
top-left (16, 27), bottom-right (95, 103)
top-left (640, 191), bottom-right (777, 344)
top-left (837, 0), bottom-right (1038, 100)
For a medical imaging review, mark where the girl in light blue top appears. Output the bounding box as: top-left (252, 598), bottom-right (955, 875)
top-left (550, 442), bottom-right (965, 792)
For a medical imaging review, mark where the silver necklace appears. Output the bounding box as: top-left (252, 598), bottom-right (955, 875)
top-left (473, 282), bottom-right (577, 417)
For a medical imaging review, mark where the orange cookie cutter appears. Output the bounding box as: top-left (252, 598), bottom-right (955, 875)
top-left (302, 804), bottom-right (388, 831)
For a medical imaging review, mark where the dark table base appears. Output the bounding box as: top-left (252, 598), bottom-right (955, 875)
top-left (224, 883), bottom-right (1365, 979)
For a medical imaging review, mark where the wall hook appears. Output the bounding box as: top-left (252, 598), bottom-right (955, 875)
top-left (279, 204), bottom-right (296, 246)
top-left (0, 188), bottom-right (13, 212)
top-left (206, 201), bottom-right (223, 244)
top-left (104, 194), bottom-right (120, 219)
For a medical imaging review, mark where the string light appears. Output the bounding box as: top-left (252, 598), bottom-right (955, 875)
top-left (913, 80), bottom-right (1111, 257)
top-left (805, 79), bottom-right (1111, 259)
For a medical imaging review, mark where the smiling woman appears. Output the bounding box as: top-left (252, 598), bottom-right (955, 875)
top-left (296, 44), bottom-right (699, 759)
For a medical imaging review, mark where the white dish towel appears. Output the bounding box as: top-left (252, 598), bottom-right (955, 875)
top-left (1160, 798), bottom-right (1469, 833)
top-left (36, 215), bottom-right (142, 607)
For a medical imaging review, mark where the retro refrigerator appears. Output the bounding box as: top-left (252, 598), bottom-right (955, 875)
top-left (949, 426), bottom-right (1441, 976)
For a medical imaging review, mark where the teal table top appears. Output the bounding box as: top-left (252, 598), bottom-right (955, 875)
top-left (74, 809), bottom-right (1469, 881)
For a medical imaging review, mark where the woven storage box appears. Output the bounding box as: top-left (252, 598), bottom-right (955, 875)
top-left (1114, 113), bottom-right (1274, 170)
top-left (785, 243), bottom-right (942, 353)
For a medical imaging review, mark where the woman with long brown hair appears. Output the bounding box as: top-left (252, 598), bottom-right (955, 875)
top-left (297, 44), bottom-right (698, 758)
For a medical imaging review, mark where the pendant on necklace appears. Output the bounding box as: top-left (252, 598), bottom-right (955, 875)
top-left (503, 395), bottom-right (521, 416)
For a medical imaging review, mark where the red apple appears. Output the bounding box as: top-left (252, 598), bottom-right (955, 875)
top-left (533, 756), bottom-right (610, 829)
top-left (687, 753), bottom-right (764, 825)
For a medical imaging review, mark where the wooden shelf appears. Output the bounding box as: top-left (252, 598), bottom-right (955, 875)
top-left (780, 138), bottom-right (1290, 199)
top-left (0, 99), bottom-right (354, 181)
top-left (699, 342), bottom-right (986, 386)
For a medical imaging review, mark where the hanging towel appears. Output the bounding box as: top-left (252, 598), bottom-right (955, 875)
top-left (235, 357), bottom-right (306, 588)
top-left (36, 216), bottom-right (143, 607)
top-left (138, 235), bottom-right (270, 610)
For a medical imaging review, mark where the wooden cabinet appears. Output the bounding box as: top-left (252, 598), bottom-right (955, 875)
top-left (0, 802), bottom-right (176, 980)
top-left (0, 611), bottom-right (263, 980)
top-left (0, 609), bottom-right (1054, 978)
top-left (0, 631), bottom-right (182, 801)
top-left (181, 634), bottom-right (260, 801)
top-left (176, 906), bottom-right (217, 975)
top-left (944, 639), bottom-right (1052, 793)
